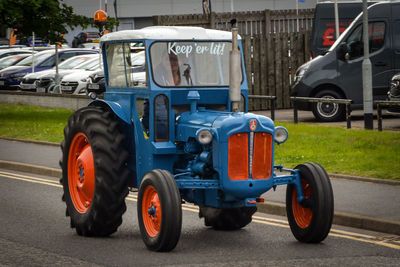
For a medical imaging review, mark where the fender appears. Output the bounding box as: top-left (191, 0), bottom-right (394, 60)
top-left (89, 99), bottom-right (131, 124)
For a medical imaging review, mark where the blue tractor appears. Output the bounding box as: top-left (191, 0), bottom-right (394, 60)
top-left (60, 26), bottom-right (334, 252)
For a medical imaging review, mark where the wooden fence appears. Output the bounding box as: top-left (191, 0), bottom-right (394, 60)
top-left (153, 9), bottom-right (313, 110)
top-left (242, 32), bottom-right (310, 110)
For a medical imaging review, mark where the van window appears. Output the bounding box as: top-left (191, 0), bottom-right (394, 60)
top-left (393, 20), bottom-right (400, 50)
top-left (347, 22), bottom-right (385, 60)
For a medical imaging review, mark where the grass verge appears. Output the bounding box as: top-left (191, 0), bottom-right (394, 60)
top-left (0, 104), bottom-right (399, 180)
top-left (274, 121), bottom-right (400, 180)
top-left (0, 103), bottom-right (74, 143)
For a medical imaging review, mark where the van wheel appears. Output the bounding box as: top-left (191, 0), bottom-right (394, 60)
top-left (312, 90), bottom-right (346, 122)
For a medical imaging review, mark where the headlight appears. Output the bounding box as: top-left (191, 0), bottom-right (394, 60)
top-left (274, 126), bottom-right (288, 144)
top-left (196, 128), bottom-right (213, 145)
top-left (294, 64), bottom-right (310, 83)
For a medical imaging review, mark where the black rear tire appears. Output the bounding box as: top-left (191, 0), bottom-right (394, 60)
top-left (200, 206), bottom-right (257, 230)
top-left (138, 169), bottom-right (182, 252)
top-left (286, 162), bottom-right (334, 243)
top-left (312, 89), bottom-right (346, 122)
top-left (60, 106), bottom-right (130, 236)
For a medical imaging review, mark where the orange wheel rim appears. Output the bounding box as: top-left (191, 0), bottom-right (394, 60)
top-left (292, 179), bottom-right (312, 229)
top-left (142, 185), bottom-right (162, 237)
top-left (68, 133), bottom-right (95, 214)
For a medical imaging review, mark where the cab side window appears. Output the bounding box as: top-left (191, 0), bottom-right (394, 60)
top-left (370, 22), bottom-right (385, 53)
top-left (347, 22), bottom-right (385, 60)
top-left (393, 20), bottom-right (400, 50)
top-left (154, 94), bottom-right (169, 142)
top-left (105, 42), bottom-right (146, 88)
top-left (347, 24), bottom-right (363, 59)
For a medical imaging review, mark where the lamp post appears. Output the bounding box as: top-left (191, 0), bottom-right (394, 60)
top-left (362, 0), bottom-right (373, 129)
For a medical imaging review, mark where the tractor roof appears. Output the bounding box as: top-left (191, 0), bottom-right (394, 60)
top-left (100, 26), bottom-right (240, 42)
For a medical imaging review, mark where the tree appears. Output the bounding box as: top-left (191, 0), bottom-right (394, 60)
top-left (0, 0), bottom-right (91, 44)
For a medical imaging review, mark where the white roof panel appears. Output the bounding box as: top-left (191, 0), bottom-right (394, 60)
top-left (101, 26), bottom-right (241, 42)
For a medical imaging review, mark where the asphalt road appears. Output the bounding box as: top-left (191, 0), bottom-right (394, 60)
top-left (2, 139), bottom-right (399, 223)
top-left (1, 169), bottom-right (400, 266)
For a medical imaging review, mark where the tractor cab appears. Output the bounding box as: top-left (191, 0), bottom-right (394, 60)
top-left (98, 26), bottom-right (249, 186)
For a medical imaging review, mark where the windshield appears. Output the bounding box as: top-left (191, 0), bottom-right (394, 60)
top-left (74, 57), bottom-right (102, 70)
top-left (16, 52), bottom-right (53, 66)
top-left (150, 41), bottom-right (240, 87)
top-left (59, 55), bottom-right (96, 69)
top-left (0, 55), bottom-right (25, 68)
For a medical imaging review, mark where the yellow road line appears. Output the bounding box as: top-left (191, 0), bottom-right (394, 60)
top-left (1, 170), bottom-right (399, 250)
top-left (0, 172), bottom-right (61, 188)
top-left (330, 233), bottom-right (400, 250)
top-left (0, 170), bottom-right (60, 185)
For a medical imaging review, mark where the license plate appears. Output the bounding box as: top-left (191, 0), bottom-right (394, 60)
top-left (88, 83), bottom-right (99, 89)
top-left (0, 81), bottom-right (4, 86)
top-left (21, 84), bottom-right (35, 89)
top-left (37, 87), bottom-right (46, 93)
top-left (61, 86), bottom-right (72, 91)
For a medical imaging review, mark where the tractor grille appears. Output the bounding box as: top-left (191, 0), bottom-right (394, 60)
top-left (228, 132), bottom-right (272, 180)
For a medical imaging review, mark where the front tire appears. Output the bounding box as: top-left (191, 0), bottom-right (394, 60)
top-left (312, 89), bottom-right (346, 122)
top-left (60, 106), bottom-right (130, 236)
top-left (286, 163), bottom-right (334, 243)
top-left (138, 169), bottom-right (182, 252)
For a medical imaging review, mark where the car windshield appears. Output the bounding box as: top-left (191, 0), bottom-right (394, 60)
top-left (16, 52), bottom-right (53, 66)
top-left (0, 55), bottom-right (26, 68)
top-left (74, 57), bottom-right (101, 70)
top-left (150, 41), bottom-right (240, 87)
top-left (59, 55), bottom-right (97, 69)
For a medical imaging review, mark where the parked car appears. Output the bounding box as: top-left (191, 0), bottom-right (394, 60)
top-left (0, 49), bottom-right (98, 89)
top-left (72, 32), bottom-right (100, 48)
top-left (387, 73), bottom-right (400, 113)
top-left (86, 69), bottom-right (105, 96)
top-left (0, 48), bottom-right (33, 60)
top-left (0, 54), bottom-right (31, 70)
top-left (60, 57), bottom-right (103, 95)
top-left (292, 1), bottom-right (400, 122)
top-left (19, 54), bottom-right (99, 92)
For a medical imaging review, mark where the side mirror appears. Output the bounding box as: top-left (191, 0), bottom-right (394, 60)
top-left (336, 42), bottom-right (349, 60)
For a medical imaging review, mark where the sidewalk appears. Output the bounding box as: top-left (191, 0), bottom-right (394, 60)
top-left (0, 137), bottom-right (399, 235)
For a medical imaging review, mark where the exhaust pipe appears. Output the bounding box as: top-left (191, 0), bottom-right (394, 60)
top-left (230, 28), bottom-right (241, 112)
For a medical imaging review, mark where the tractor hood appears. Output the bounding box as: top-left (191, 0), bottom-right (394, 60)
top-left (176, 109), bottom-right (275, 142)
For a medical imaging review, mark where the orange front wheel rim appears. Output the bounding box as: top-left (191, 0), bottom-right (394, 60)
top-left (292, 180), bottom-right (312, 229)
top-left (68, 133), bottom-right (95, 214)
top-left (142, 185), bottom-right (162, 237)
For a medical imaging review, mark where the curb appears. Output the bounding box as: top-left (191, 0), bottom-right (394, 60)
top-left (1, 160), bottom-right (399, 236)
top-left (0, 160), bottom-right (61, 178)
top-left (0, 136), bottom-right (60, 147)
top-left (257, 202), bottom-right (400, 236)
